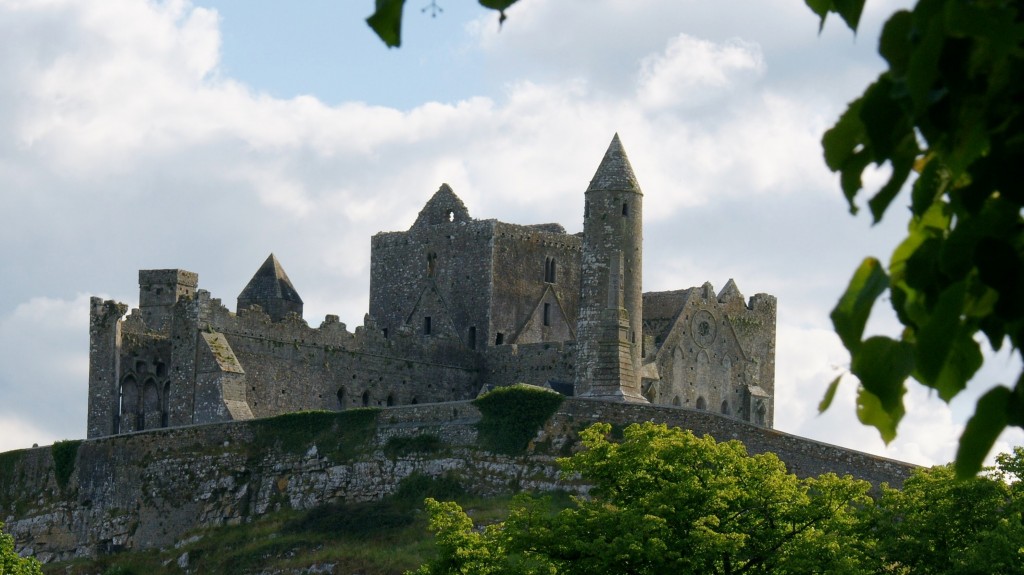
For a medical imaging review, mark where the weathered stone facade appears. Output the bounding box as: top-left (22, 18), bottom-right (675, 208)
top-left (85, 134), bottom-right (778, 438)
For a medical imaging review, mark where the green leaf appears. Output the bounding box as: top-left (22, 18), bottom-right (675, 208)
top-left (831, 258), bottom-right (890, 354)
top-left (914, 282), bottom-right (983, 401)
top-left (831, 0), bottom-right (866, 31)
top-left (956, 386), bottom-right (1011, 478)
top-left (822, 97), bottom-right (865, 171)
top-left (867, 150), bottom-right (915, 223)
top-left (819, 375), bottom-right (843, 413)
top-left (856, 386), bottom-right (904, 444)
top-left (903, 5), bottom-right (945, 116)
top-left (366, 0), bottom-right (406, 48)
top-left (910, 156), bottom-right (950, 217)
top-left (878, 10), bottom-right (913, 74)
top-left (851, 336), bottom-right (914, 414)
top-left (479, 0), bottom-right (517, 10)
top-left (479, 0), bottom-right (518, 25)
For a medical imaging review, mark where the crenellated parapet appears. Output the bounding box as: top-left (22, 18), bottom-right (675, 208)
top-left (85, 134), bottom-right (778, 440)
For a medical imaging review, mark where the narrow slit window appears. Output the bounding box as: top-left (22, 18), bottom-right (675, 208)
top-left (468, 326), bottom-right (477, 350)
top-left (544, 257), bottom-right (557, 283)
top-left (543, 303), bottom-right (551, 326)
top-left (495, 332), bottom-right (504, 345)
top-left (424, 316), bottom-right (432, 335)
top-left (426, 252), bottom-right (437, 277)
top-left (622, 202), bottom-right (629, 216)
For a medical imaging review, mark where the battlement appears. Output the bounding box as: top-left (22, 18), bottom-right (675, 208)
top-left (88, 135), bottom-right (778, 441)
top-left (138, 269), bottom-right (198, 288)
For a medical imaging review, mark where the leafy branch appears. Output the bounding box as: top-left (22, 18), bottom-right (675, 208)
top-left (809, 0), bottom-right (1024, 476)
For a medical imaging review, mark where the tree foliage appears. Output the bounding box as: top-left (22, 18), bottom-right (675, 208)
top-left (367, 0), bottom-right (521, 47)
top-left (411, 428), bottom-right (1024, 574)
top-left (0, 522), bottom-right (42, 575)
top-left (862, 448), bottom-right (1024, 574)
top-left (809, 0), bottom-right (1024, 477)
top-left (411, 422), bottom-right (874, 574)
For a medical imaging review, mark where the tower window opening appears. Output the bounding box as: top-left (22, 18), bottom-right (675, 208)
top-left (544, 257), bottom-right (557, 283)
top-left (721, 400), bottom-right (731, 415)
top-left (447, 210), bottom-right (454, 222)
top-left (362, 390), bottom-right (370, 407)
top-left (495, 332), bottom-right (504, 345)
top-left (426, 252), bottom-right (437, 277)
top-left (543, 303), bottom-right (551, 326)
top-left (622, 202), bottom-right (629, 216)
top-left (424, 316), bottom-right (432, 335)
top-left (696, 396), bottom-right (707, 410)
top-left (468, 326), bottom-right (477, 350)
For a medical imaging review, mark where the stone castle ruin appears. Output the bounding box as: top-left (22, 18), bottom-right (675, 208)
top-left (87, 135), bottom-right (777, 439)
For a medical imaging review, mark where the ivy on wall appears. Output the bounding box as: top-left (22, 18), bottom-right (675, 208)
top-left (251, 409), bottom-right (380, 461)
top-left (51, 440), bottom-right (81, 491)
top-left (473, 385), bottom-right (564, 455)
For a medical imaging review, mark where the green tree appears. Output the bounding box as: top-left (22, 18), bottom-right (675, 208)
top-left (410, 422), bottom-right (873, 574)
top-left (860, 447), bottom-right (1024, 573)
top-left (810, 0), bottom-right (1024, 477)
top-left (0, 522), bottom-right (42, 575)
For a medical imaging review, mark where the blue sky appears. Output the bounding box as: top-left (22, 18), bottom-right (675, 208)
top-left (0, 0), bottom-right (1020, 466)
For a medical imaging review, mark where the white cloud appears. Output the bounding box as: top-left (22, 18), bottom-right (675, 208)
top-left (0, 295), bottom-right (91, 446)
top-left (0, 0), bottom-right (1017, 468)
top-left (637, 34), bottom-right (764, 111)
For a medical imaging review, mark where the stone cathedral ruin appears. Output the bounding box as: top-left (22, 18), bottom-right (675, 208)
top-left (86, 135), bottom-right (777, 439)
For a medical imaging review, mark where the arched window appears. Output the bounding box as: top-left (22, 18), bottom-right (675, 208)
top-left (386, 394), bottom-right (395, 407)
top-left (721, 400), bottom-right (731, 415)
top-left (120, 375), bottom-right (138, 433)
top-left (162, 381), bottom-right (171, 427)
top-left (622, 202), bottom-right (629, 216)
top-left (672, 396), bottom-right (681, 407)
top-left (142, 378), bottom-right (159, 431)
top-left (337, 387), bottom-right (346, 409)
top-left (756, 400), bottom-right (767, 426)
top-left (362, 390), bottom-right (370, 407)
top-left (544, 257), bottom-right (557, 283)
top-left (696, 396), bottom-right (707, 410)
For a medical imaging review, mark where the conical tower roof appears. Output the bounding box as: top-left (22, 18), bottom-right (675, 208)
top-left (586, 133), bottom-right (642, 194)
top-left (238, 254), bottom-right (303, 307)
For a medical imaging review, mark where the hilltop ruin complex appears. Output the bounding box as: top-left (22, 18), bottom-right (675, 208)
top-left (87, 135), bottom-right (777, 439)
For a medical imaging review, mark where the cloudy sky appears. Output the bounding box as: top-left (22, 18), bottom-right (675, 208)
top-left (1, 0), bottom-right (1020, 466)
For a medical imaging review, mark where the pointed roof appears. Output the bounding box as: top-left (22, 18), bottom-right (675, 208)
top-left (586, 133), bottom-right (642, 195)
top-left (718, 279), bottom-right (744, 304)
top-left (238, 254), bottom-right (303, 305)
top-left (411, 183), bottom-right (472, 229)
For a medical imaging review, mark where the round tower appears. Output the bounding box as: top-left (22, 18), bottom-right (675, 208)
top-left (575, 134), bottom-right (646, 401)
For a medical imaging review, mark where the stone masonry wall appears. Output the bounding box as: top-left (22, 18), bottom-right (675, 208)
top-left (2, 398), bottom-right (915, 564)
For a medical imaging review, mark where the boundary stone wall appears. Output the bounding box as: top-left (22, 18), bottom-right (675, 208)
top-left (1, 398), bottom-right (915, 564)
